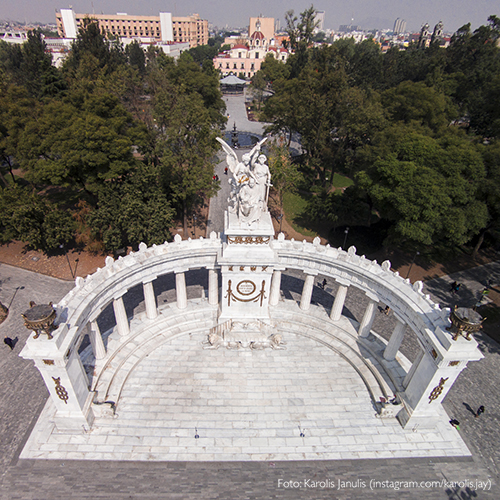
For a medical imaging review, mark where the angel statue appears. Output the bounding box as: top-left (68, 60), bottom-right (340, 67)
top-left (216, 136), bottom-right (269, 224)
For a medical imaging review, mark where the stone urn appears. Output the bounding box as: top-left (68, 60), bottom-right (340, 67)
top-left (21, 302), bottom-right (57, 340)
top-left (447, 305), bottom-right (485, 341)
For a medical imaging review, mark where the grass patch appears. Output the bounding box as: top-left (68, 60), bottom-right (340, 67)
top-left (283, 192), bottom-right (318, 238)
top-left (330, 173), bottom-right (354, 188)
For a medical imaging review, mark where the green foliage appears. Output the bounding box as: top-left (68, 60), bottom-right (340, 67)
top-left (356, 130), bottom-right (488, 248)
top-left (381, 81), bottom-right (458, 133)
top-left (268, 139), bottom-right (302, 210)
top-left (64, 18), bottom-right (125, 74)
top-left (259, 54), bottom-right (290, 84)
top-left (16, 93), bottom-right (142, 195)
top-left (154, 87), bottom-right (220, 233)
top-left (125, 41), bottom-right (146, 74)
top-left (307, 187), bottom-right (371, 229)
top-left (86, 164), bottom-right (174, 251)
top-left (0, 185), bottom-right (75, 251)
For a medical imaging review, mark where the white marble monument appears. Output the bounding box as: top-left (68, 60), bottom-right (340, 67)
top-left (214, 137), bottom-right (278, 347)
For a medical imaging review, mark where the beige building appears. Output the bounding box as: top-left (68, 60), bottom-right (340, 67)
top-left (249, 17), bottom-right (275, 42)
top-left (56, 9), bottom-right (208, 48)
top-left (213, 17), bottom-right (290, 79)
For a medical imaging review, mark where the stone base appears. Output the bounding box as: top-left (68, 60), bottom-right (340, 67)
top-left (203, 320), bottom-right (285, 350)
top-left (52, 391), bottom-right (95, 431)
top-left (396, 392), bottom-right (442, 430)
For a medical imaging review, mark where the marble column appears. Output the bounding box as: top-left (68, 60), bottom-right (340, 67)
top-left (88, 321), bottom-right (106, 360)
top-left (330, 284), bottom-right (348, 321)
top-left (300, 273), bottom-right (317, 311)
top-left (208, 268), bottom-right (218, 306)
top-left (358, 297), bottom-right (377, 338)
top-left (143, 280), bottom-right (157, 319)
top-left (403, 350), bottom-right (424, 388)
top-left (176, 271), bottom-right (188, 309)
top-left (113, 296), bottom-right (129, 337)
top-left (269, 269), bottom-right (282, 306)
top-left (384, 315), bottom-right (406, 360)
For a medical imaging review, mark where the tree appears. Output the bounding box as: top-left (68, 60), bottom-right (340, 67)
top-left (268, 138), bottom-right (302, 212)
top-left (250, 71), bottom-right (266, 110)
top-left (0, 84), bottom-right (37, 184)
top-left (284, 5), bottom-right (319, 77)
top-left (16, 93), bottom-right (144, 198)
top-left (0, 185), bottom-right (75, 251)
top-left (154, 88), bottom-right (220, 236)
top-left (86, 164), bottom-right (174, 251)
top-left (259, 53), bottom-right (290, 86)
top-left (381, 81), bottom-right (457, 133)
top-left (125, 41), bottom-right (146, 74)
top-left (64, 18), bottom-right (125, 74)
top-left (356, 130), bottom-right (487, 249)
top-left (284, 5), bottom-right (319, 51)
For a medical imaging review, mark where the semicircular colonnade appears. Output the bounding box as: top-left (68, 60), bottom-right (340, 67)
top-left (20, 232), bottom-right (483, 433)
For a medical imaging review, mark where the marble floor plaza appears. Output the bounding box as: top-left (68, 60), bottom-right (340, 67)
top-left (21, 300), bottom-right (470, 463)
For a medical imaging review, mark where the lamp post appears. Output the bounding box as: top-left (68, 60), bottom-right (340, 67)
top-left (406, 251), bottom-right (420, 280)
top-left (343, 227), bottom-right (349, 250)
top-left (59, 245), bottom-right (77, 279)
top-left (277, 213), bottom-right (283, 234)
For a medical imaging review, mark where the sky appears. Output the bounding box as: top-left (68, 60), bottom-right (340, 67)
top-left (0, 0), bottom-right (498, 33)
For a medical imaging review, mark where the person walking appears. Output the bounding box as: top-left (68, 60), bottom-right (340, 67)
top-left (475, 405), bottom-right (485, 418)
top-left (4, 336), bottom-right (14, 350)
top-left (449, 419), bottom-right (460, 429)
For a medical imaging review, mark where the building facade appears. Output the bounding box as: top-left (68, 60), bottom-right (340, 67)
top-left (56, 9), bottom-right (208, 48)
top-left (214, 17), bottom-right (290, 79)
top-left (393, 18), bottom-right (407, 35)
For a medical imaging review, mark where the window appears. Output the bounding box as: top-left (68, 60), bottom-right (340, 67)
top-left (241, 63), bottom-right (244, 69)
top-left (255, 52), bottom-right (259, 59)
top-left (238, 52), bottom-right (241, 58)
top-left (233, 63), bottom-right (237, 69)
top-left (251, 63), bottom-right (254, 70)
top-left (226, 63), bottom-right (229, 69)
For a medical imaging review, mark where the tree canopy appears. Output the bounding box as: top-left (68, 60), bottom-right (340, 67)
top-left (0, 18), bottom-right (225, 252)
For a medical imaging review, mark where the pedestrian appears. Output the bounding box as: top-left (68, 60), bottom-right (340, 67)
top-left (450, 281), bottom-right (457, 293)
top-left (384, 305), bottom-right (391, 315)
top-left (449, 419), bottom-right (460, 429)
top-left (321, 278), bottom-right (327, 289)
top-left (453, 283), bottom-right (461, 294)
top-left (213, 174), bottom-right (216, 181)
top-left (4, 336), bottom-right (14, 350)
top-left (224, 167), bottom-right (228, 175)
top-left (215, 174), bottom-right (219, 182)
top-left (475, 405), bottom-right (485, 418)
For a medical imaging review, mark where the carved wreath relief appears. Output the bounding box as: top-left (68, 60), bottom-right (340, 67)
top-left (225, 279), bottom-right (266, 306)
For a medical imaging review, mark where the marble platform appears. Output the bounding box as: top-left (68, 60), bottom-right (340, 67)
top-left (20, 301), bottom-right (470, 462)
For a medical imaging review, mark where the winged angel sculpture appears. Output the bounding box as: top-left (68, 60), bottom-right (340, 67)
top-left (216, 137), bottom-right (271, 225)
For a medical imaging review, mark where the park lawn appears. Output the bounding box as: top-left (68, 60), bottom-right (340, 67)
top-left (330, 173), bottom-right (354, 188)
top-left (283, 192), bottom-right (318, 238)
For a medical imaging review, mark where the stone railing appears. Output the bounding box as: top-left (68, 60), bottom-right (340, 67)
top-left (270, 235), bottom-right (450, 364)
top-left (55, 233), bottom-right (221, 359)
